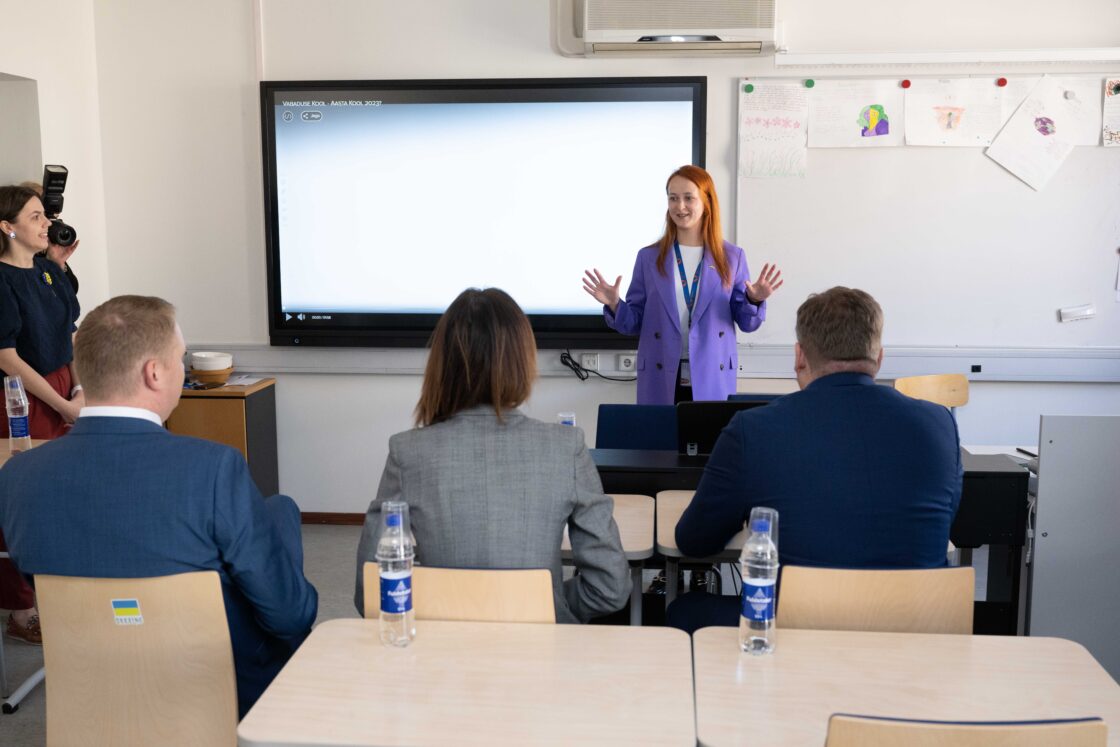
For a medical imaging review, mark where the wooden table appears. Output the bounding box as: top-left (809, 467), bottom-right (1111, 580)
top-left (167, 378), bottom-right (279, 494)
top-left (692, 627), bottom-right (1120, 746)
top-left (238, 619), bottom-right (695, 746)
top-left (562, 493), bottom-right (654, 626)
top-left (0, 440), bottom-right (45, 468)
top-left (655, 490), bottom-right (742, 606)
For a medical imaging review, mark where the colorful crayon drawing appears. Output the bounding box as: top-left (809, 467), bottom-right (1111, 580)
top-left (858, 104), bottom-right (889, 137)
top-left (933, 106), bottom-right (966, 131)
top-left (1034, 117), bottom-right (1056, 136)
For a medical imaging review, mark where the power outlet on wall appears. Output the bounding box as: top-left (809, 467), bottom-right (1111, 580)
top-left (617, 354), bottom-right (636, 371)
top-left (580, 353), bottom-right (599, 371)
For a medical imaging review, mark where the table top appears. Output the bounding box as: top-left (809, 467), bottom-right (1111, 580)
top-left (180, 377), bottom-right (275, 399)
top-left (0, 439), bottom-right (46, 468)
top-left (655, 490), bottom-right (745, 560)
top-left (692, 627), bottom-right (1120, 746)
top-left (562, 493), bottom-right (654, 560)
top-left (238, 619), bottom-right (696, 747)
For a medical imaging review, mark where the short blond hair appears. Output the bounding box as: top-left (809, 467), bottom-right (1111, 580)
top-left (75, 296), bottom-right (178, 400)
top-left (795, 287), bottom-right (883, 368)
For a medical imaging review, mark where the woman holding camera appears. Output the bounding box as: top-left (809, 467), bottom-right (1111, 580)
top-left (0, 184), bottom-right (82, 644)
top-left (354, 288), bottom-right (631, 623)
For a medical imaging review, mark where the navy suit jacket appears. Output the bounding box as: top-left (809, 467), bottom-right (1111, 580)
top-left (0, 416), bottom-right (318, 717)
top-left (676, 372), bottom-right (963, 568)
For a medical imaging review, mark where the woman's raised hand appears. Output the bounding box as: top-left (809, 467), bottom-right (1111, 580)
top-left (745, 263), bottom-right (784, 304)
top-left (582, 269), bottom-right (622, 313)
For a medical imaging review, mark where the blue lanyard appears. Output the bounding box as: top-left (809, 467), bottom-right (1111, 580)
top-left (673, 240), bottom-right (702, 326)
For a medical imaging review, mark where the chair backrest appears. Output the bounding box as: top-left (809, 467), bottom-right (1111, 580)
top-left (595, 404), bottom-right (677, 450)
top-left (825, 714), bottom-right (1106, 747)
top-left (727, 393), bottom-right (783, 403)
top-left (777, 566), bottom-right (974, 634)
top-left (894, 374), bottom-right (969, 409)
top-left (362, 563), bottom-right (555, 623)
top-left (35, 572), bottom-right (237, 747)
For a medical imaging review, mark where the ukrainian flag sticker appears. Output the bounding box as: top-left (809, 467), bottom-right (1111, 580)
top-left (111, 598), bottom-right (143, 625)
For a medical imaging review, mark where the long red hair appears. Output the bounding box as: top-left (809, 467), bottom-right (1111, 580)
top-left (655, 165), bottom-right (731, 289)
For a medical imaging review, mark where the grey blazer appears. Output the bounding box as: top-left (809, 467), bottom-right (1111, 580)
top-left (355, 406), bottom-right (631, 623)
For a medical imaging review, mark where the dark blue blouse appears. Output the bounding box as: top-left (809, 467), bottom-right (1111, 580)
top-left (0, 255), bottom-right (81, 376)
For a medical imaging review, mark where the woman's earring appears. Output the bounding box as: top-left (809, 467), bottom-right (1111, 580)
top-left (6, 232), bottom-right (14, 238)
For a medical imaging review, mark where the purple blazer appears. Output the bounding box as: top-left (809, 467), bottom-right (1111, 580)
top-left (604, 241), bottom-right (766, 405)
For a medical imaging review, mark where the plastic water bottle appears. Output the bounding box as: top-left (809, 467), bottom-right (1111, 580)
top-left (5, 376), bottom-right (31, 454)
top-left (739, 510), bottom-right (779, 655)
top-left (376, 501), bottom-right (416, 647)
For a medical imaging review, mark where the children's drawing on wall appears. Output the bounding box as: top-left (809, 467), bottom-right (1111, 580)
top-left (858, 104), bottom-right (890, 137)
top-left (737, 81), bottom-right (809, 178)
top-left (987, 76), bottom-right (1077, 190)
top-left (1102, 77), bottom-right (1120, 148)
top-left (905, 79), bottom-right (1001, 146)
top-left (808, 79), bottom-right (904, 148)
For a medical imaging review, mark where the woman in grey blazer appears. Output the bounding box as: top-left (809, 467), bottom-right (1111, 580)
top-left (355, 288), bottom-right (631, 623)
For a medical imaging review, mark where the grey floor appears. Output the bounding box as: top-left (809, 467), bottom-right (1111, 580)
top-left (0, 524), bottom-right (361, 747)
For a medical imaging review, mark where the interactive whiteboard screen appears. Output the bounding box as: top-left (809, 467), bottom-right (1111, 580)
top-left (261, 77), bottom-right (705, 347)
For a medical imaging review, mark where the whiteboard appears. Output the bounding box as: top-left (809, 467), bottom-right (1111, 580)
top-left (736, 85), bottom-right (1120, 349)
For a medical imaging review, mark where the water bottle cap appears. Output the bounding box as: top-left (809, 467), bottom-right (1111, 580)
top-left (751, 518), bottom-right (770, 533)
top-left (385, 513), bottom-right (402, 528)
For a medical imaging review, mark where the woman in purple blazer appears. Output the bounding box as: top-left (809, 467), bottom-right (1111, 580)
top-left (583, 165), bottom-right (783, 405)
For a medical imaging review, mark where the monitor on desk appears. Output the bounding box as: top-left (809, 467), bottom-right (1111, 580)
top-left (676, 400), bottom-right (768, 456)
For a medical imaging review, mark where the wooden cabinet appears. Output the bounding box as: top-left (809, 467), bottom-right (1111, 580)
top-left (166, 378), bottom-right (279, 495)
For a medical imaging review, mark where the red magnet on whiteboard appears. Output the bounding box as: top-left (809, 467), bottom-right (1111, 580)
top-left (900, 79), bottom-right (911, 89)
top-left (996, 78), bottom-right (1008, 87)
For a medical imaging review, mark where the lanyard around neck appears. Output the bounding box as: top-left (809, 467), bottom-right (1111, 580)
top-left (673, 239), bottom-right (702, 326)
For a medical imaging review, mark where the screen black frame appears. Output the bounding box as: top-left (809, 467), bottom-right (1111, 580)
top-left (261, 76), bottom-right (706, 349)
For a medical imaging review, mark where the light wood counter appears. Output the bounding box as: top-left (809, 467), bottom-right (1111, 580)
top-left (693, 626), bottom-right (1120, 746)
top-left (238, 618), bottom-right (696, 747)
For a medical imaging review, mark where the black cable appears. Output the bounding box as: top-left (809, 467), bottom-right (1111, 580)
top-left (559, 349), bottom-right (638, 383)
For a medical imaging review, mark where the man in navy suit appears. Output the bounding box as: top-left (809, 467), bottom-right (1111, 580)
top-left (0, 295), bottom-right (317, 717)
top-left (669, 287), bottom-right (962, 632)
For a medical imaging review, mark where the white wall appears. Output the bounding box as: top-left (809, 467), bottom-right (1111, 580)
top-left (74, 0), bottom-right (1120, 511)
top-left (0, 0), bottom-right (111, 310)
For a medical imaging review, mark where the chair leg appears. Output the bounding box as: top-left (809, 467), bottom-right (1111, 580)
top-left (0, 634), bottom-right (7, 698)
top-left (1, 666), bottom-right (45, 714)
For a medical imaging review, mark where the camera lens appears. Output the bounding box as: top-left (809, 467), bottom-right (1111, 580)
top-left (48, 219), bottom-right (77, 248)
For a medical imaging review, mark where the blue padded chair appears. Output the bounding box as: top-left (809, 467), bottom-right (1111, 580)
top-left (727, 393), bottom-right (783, 403)
top-left (595, 404), bottom-right (677, 450)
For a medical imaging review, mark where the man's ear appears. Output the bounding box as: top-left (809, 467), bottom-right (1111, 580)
top-left (794, 342), bottom-right (809, 375)
top-left (141, 358), bottom-right (160, 391)
top-left (873, 346), bottom-right (884, 375)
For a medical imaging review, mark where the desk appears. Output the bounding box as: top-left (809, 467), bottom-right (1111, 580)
top-left (692, 627), bottom-right (1120, 746)
top-left (593, 448), bottom-right (1030, 635)
top-left (167, 378), bottom-right (279, 494)
top-left (562, 493), bottom-right (654, 626)
top-left (655, 490), bottom-right (741, 604)
top-left (238, 618), bottom-right (695, 747)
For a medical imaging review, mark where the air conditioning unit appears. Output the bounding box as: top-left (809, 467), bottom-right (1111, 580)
top-left (580, 0), bottom-right (776, 56)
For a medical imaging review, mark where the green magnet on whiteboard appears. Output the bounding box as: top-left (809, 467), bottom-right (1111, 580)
top-left (804, 79), bottom-right (815, 88)
top-left (744, 83), bottom-right (754, 93)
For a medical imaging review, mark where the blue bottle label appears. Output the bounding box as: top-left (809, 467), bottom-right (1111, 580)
top-left (8, 416), bottom-right (29, 439)
top-left (741, 578), bottom-right (776, 622)
top-left (380, 572), bottom-right (412, 614)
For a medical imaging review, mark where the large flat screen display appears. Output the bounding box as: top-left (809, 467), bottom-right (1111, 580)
top-left (261, 77), bottom-right (706, 348)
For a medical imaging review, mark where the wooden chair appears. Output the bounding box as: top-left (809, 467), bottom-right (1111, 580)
top-left (894, 374), bottom-right (969, 415)
top-left (825, 714), bottom-right (1107, 747)
top-left (35, 572), bottom-right (237, 746)
top-left (362, 563), bottom-right (555, 623)
top-left (777, 566), bottom-right (974, 634)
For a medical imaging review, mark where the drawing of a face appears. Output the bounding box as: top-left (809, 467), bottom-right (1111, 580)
top-left (858, 105), bottom-right (889, 137)
top-left (1034, 117), bottom-right (1056, 136)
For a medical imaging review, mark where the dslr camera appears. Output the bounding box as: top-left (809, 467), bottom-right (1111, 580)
top-left (41, 164), bottom-right (78, 247)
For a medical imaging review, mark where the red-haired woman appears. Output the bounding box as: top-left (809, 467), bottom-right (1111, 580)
top-left (584, 165), bottom-right (783, 404)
